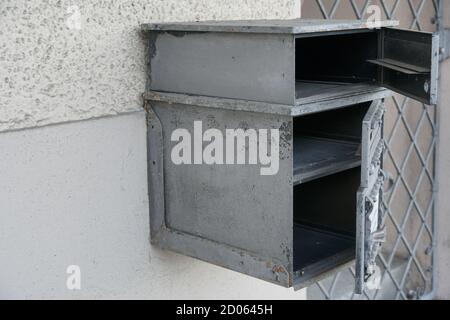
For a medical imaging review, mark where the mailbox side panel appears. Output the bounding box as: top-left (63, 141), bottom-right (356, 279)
top-left (147, 101), bottom-right (294, 286)
top-left (149, 32), bottom-right (295, 105)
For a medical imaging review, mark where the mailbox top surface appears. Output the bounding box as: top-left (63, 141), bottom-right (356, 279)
top-left (141, 19), bottom-right (398, 34)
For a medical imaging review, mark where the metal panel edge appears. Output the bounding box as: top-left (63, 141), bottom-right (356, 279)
top-left (292, 89), bottom-right (390, 117)
top-left (141, 19), bottom-right (399, 35)
top-left (144, 87), bottom-right (391, 118)
top-left (143, 91), bottom-right (294, 116)
top-left (146, 103), bottom-right (166, 242)
top-left (430, 33), bottom-right (440, 105)
top-left (156, 227), bottom-right (292, 287)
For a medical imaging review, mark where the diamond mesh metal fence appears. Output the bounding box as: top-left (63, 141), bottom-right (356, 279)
top-left (301, 0), bottom-right (440, 300)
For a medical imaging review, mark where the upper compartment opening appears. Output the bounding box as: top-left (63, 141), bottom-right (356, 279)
top-left (294, 28), bottom-right (437, 105)
top-left (296, 32), bottom-right (378, 84)
top-left (295, 32), bottom-right (379, 102)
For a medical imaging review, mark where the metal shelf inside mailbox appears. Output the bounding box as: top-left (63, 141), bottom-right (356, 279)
top-left (293, 136), bottom-right (361, 185)
top-left (295, 81), bottom-right (385, 106)
top-left (293, 223), bottom-right (355, 283)
top-left (296, 81), bottom-right (346, 99)
top-left (366, 58), bottom-right (431, 75)
top-left (293, 102), bottom-right (368, 185)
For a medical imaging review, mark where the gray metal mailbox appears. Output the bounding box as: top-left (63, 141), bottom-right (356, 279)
top-left (141, 19), bottom-right (439, 293)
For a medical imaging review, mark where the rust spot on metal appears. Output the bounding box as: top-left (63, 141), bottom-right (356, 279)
top-left (272, 265), bottom-right (287, 275)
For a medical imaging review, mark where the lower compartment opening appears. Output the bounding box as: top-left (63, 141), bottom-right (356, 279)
top-left (293, 168), bottom-right (360, 283)
top-left (292, 103), bottom-right (370, 286)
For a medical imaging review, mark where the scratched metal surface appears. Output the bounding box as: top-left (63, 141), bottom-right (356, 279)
top-left (144, 0), bottom-right (440, 299)
top-left (147, 101), bottom-right (294, 287)
top-left (142, 18), bottom-right (397, 34)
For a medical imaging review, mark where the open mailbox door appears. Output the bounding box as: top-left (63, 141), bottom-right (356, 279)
top-left (355, 100), bottom-right (386, 294)
top-left (369, 28), bottom-right (439, 105)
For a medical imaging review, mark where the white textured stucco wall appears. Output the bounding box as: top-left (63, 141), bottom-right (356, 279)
top-left (0, 0), bottom-right (304, 299)
top-left (0, 112), bottom-right (305, 299)
top-left (0, 0), bottom-right (300, 132)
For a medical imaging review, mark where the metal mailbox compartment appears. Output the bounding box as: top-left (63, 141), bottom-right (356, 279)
top-left (141, 19), bottom-right (438, 292)
top-left (142, 19), bottom-right (439, 106)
